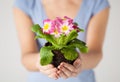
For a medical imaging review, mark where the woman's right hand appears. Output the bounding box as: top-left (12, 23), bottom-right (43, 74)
top-left (36, 57), bottom-right (59, 80)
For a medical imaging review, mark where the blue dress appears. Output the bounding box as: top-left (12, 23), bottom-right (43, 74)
top-left (14, 0), bottom-right (110, 82)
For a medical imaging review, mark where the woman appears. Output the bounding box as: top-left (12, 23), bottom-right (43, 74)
top-left (13, 0), bottom-right (110, 82)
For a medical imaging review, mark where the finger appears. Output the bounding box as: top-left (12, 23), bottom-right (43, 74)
top-left (46, 68), bottom-right (58, 75)
top-left (73, 58), bottom-right (81, 68)
top-left (57, 70), bottom-right (68, 79)
top-left (39, 64), bottom-right (54, 70)
top-left (48, 72), bottom-right (58, 80)
top-left (40, 68), bottom-right (58, 75)
top-left (60, 62), bottom-right (76, 72)
top-left (60, 66), bottom-right (72, 77)
top-left (71, 72), bottom-right (78, 77)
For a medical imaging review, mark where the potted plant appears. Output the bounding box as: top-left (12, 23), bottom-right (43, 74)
top-left (32, 16), bottom-right (88, 67)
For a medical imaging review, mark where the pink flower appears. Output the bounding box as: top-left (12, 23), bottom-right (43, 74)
top-left (42, 16), bottom-right (79, 37)
top-left (43, 19), bottom-right (53, 34)
top-left (49, 20), bottom-right (62, 37)
top-left (59, 16), bottom-right (74, 35)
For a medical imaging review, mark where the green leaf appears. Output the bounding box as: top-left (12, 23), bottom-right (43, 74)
top-left (31, 24), bottom-right (45, 38)
top-left (57, 34), bottom-right (65, 45)
top-left (31, 24), bottom-right (58, 47)
top-left (64, 30), bottom-right (78, 45)
top-left (68, 39), bottom-right (88, 53)
top-left (43, 34), bottom-right (66, 49)
top-left (61, 47), bottom-right (78, 61)
top-left (31, 24), bottom-right (41, 33)
top-left (77, 28), bottom-right (84, 32)
top-left (40, 46), bottom-right (55, 66)
top-left (55, 34), bottom-right (66, 48)
top-left (79, 46), bottom-right (88, 53)
top-left (43, 35), bottom-right (58, 48)
top-left (34, 35), bottom-right (42, 39)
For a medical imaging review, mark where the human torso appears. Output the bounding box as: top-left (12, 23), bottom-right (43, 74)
top-left (41, 0), bottom-right (82, 19)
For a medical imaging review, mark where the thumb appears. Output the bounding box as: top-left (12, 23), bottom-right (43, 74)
top-left (73, 58), bottom-right (81, 68)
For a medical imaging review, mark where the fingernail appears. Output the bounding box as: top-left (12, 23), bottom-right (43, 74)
top-left (61, 62), bottom-right (64, 65)
top-left (58, 66), bottom-right (60, 69)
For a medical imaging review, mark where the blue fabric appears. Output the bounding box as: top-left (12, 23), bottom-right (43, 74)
top-left (14, 0), bottom-right (110, 82)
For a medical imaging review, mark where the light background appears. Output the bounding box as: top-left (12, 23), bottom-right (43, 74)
top-left (0, 0), bottom-right (120, 82)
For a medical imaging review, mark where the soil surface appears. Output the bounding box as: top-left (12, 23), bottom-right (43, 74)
top-left (45, 42), bottom-right (74, 67)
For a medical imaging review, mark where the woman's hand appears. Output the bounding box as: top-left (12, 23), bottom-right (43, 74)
top-left (57, 57), bottom-right (82, 79)
top-left (36, 57), bottom-right (59, 80)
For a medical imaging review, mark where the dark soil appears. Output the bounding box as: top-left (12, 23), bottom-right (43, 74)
top-left (45, 42), bottom-right (75, 67)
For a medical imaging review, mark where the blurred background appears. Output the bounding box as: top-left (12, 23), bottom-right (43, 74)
top-left (0, 0), bottom-right (120, 82)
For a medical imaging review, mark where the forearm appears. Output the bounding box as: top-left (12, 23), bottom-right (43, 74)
top-left (21, 52), bottom-right (39, 71)
top-left (80, 51), bottom-right (103, 70)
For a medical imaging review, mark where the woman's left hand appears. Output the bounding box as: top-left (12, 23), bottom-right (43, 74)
top-left (57, 57), bottom-right (82, 79)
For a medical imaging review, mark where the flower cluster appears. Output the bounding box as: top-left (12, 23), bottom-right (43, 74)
top-left (42, 16), bottom-right (79, 37)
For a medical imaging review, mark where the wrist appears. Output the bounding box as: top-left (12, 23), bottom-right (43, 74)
top-left (36, 53), bottom-right (41, 71)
